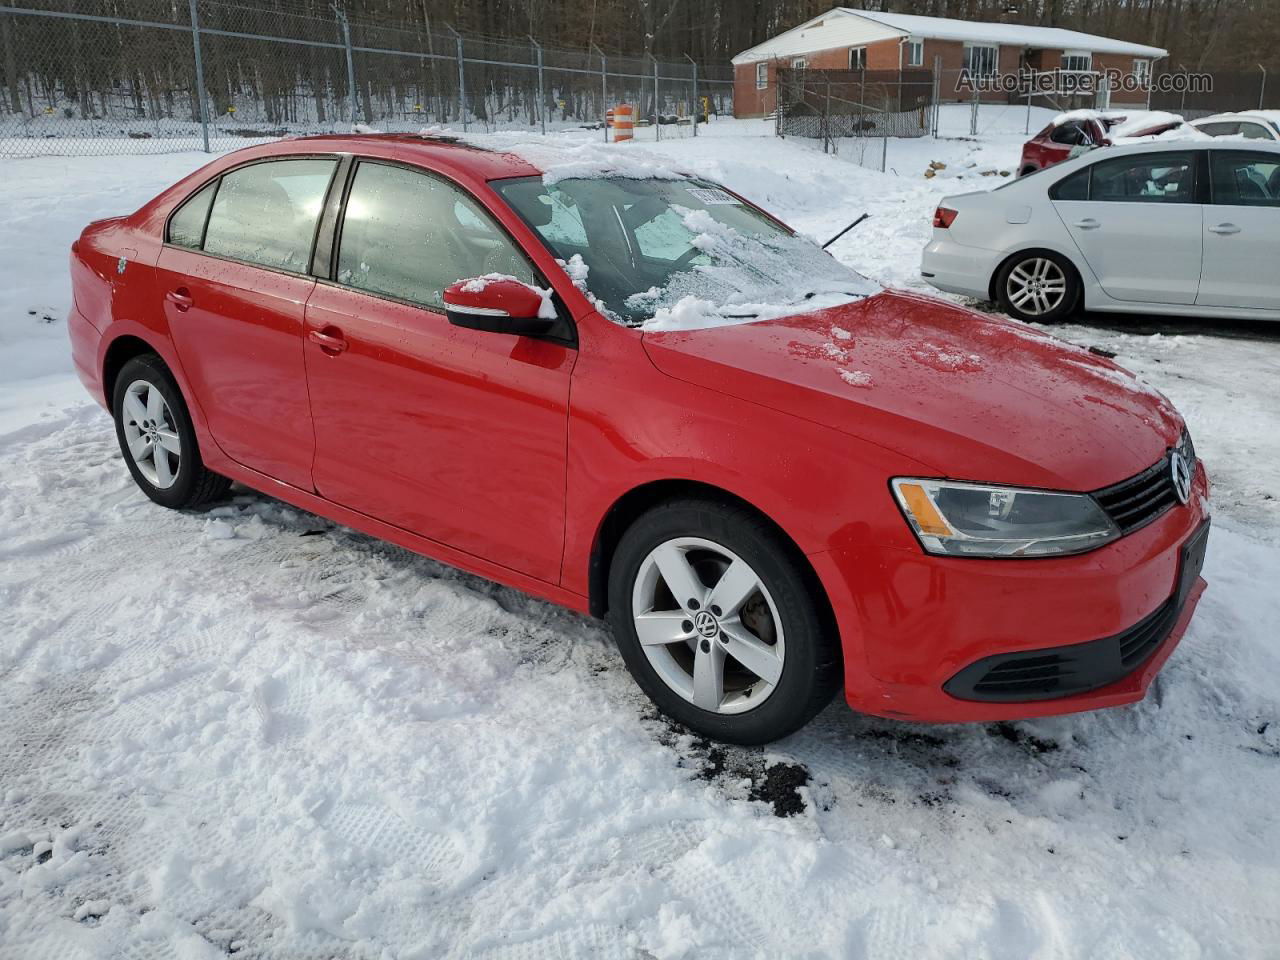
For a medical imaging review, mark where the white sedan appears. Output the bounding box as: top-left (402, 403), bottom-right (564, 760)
top-left (921, 140), bottom-right (1280, 323)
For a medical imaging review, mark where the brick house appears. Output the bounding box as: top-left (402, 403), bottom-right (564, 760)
top-left (732, 7), bottom-right (1167, 117)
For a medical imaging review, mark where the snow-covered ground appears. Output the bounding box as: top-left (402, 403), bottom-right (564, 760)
top-left (2, 112), bottom-right (1279, 959)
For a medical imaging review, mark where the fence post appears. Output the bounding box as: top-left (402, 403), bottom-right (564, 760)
top-left (685, 54), bottom-right (698, 136)
top-left (528, 36), bottom-right (545, 135)
top-left (447, 25), bottom-right (466, 131)
top-left (651, 55), bottom-right (660, 141)
top-left (931, 55), bottom-right (941, 138)
top-left (1261, 64), bottom-right (1268, 110)
top-left (592, 44), bottom-right (607, 143)
top-left (334, 8), bottom-right (357, 126)
top-left (188, 0), bottom-right (210, 152)
top-left (823, 73), bottom-right (831, 154)
top-left (1025, 71), bottom-right (1032, 135)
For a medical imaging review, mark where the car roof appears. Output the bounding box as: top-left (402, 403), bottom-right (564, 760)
top-left (1077, 137), bottom-right (1280, 155)
top-left (243, 132), bottom-right (544, 181)
top-left (1192, 111), bottom-right (1280, 126)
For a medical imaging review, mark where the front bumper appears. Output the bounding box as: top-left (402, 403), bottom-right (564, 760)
top-left (920, 236), bottom-right (1001, 300)
top-left (813, 465), bottom-right (1210, 724)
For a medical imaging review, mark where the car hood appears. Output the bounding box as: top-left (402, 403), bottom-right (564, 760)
top-left (641, 290), bottom-right (1182, 491)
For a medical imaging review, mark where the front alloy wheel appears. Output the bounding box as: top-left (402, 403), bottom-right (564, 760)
top-left (608, 499), bottom-right (841, 744)
top-left (632, 537), bottom-right (786, 715)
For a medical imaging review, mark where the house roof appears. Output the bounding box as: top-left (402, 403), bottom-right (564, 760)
top-left (731, 7), bottom-right (1167, 64)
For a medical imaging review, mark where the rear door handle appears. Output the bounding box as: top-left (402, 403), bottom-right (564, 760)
top-left (308, 327), bottom-right (348, 355)
top-left (165, 288), bottom-right (193, 311)
top-left (1209, 223), bottom-right (1241, 235)
top-left (1072, 218), bottom-right (1100, 230)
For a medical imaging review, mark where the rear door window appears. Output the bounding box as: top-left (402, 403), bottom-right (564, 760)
top-left (1088, 152), bottom-right (1198, 203)
top-left (1210, 151), bottom-right (1280, 206)
top-left (1238, 122), bottom-right (1275, 141)
top-left (202, 158), bottom-right (337, 273)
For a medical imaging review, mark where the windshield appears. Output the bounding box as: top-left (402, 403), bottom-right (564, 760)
top-left (493, 175), bottom-right (878, 329)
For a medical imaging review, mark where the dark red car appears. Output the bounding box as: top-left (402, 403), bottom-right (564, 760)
top-left (1019, 111), bottom-right (1185, 176)
top-left (69, 134), bottom-right (1209, 744)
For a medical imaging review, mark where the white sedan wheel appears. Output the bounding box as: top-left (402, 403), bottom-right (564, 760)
top-left (1005, 257), bottom-right (1068, 317)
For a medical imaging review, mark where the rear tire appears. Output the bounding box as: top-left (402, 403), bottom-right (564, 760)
top-left (995, 250), bottom-right (1080, 324)
top-left (607, 498), bottom-right (841, 745)
top-left (111, 354), bottom-right (230, 509)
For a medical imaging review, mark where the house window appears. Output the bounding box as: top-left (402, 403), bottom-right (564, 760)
top-left (963, 43), bottom-right (998, 78)
top-left (792, 57), bottom-right (807, 69)
top-left (1133, 59), bottom-right (1152, 84)
top-left (1061, 51), bottom-right (1093, 73)
top-left (849, 47), bottom-right (866, 70)
top-left (905, 39), bottom-right (924, 67)
top-left (755, 62), bottom-right (767, 90)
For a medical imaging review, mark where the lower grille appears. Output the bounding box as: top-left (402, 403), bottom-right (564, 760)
top-left (944, 521), bottom-right (1209, 703)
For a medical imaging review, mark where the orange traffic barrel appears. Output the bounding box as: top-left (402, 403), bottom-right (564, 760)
top-left (613, 104), bottom-right (633, 141)
top-left (606, 107), bottom-right (615, 128)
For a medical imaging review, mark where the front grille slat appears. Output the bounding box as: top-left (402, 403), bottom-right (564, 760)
top-left (1092, 449), bottom-right (1190, 535)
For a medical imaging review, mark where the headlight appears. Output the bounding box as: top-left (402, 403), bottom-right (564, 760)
top-left (891, 478), bottom-right (1120, 558)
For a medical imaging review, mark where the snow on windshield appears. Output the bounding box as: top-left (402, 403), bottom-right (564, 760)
top-left (493, 171), bottom-right (879, 331)
top-left (625, 204), bottom-right (880, 331)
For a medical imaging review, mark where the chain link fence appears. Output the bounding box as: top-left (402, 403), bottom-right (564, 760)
top-left (1151, 67), bottom-right (1273, 119)
top-left (0, 0), bottom-right (733, 158)
top-left (775, 67), bottom-right (935, 167)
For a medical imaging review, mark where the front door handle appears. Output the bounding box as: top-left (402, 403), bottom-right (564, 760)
top-left (1208, 223), bottom-right (1241, 235)
top-left (308, 326), bottom-right (348, 355)
top-left (1072, 218), bottom-right (1100, 230)
top-left (165, 288), bottom-right (193, 311)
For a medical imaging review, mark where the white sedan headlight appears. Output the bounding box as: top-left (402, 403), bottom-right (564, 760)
top-left (891, 478), bottom-right (1120, 558)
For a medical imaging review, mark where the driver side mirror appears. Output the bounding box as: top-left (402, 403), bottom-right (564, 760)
top-left (443, 276), bottom-right (556, 337)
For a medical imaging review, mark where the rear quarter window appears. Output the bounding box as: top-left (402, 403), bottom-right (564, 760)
top-left (1050, 167), bottom-right (1090, 201)
top-left (167, 181), bottom-right (216, 249)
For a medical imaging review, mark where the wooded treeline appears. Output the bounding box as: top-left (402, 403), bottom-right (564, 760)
top-left (0, 0), bottom-right (1274, 134)
top-left (343, 0), bottom-right (1274, 72)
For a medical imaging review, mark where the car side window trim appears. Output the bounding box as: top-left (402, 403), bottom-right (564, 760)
top-left (320, 157), bottom-right (577, 347)
top-left (160, 153), bottom-right (342, 281)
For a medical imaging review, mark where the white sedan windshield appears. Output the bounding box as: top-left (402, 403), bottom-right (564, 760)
top-left (494, 176), bottom-right (878, 329)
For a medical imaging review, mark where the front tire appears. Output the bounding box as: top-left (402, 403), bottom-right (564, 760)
top-left (607, 499), bottom-right (841, 745)
top-left (995, 250), bottom-right (1080, 323)
top-left (112, 354), bottom-right (230, 509)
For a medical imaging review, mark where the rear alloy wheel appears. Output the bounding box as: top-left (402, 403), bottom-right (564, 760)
top-left (608, 499), bottom-right (840, 744)
top-left (997, 251), bottom-right (1079, 323)
top-left (112, 354), bottom-right (230, 509)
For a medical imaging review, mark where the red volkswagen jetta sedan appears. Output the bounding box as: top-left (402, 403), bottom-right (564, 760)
top-left (69, 134), bottom-right (1209, 744)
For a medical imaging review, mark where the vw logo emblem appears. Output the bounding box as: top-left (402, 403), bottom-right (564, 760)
top-left (1169, 451), bottom-right (1193, 506)
top-left (693, 610), bottom-right (719, 639)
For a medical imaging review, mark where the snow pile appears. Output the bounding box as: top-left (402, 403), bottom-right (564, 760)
top-left (455, 128), bottom-right (690, 185)
top-left (631, 206), bottom-right (879, 331)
